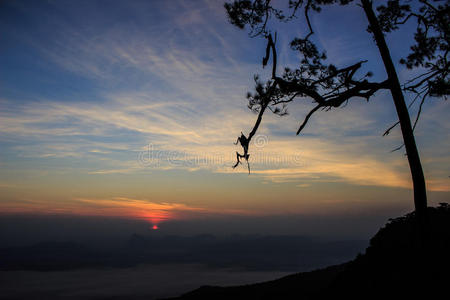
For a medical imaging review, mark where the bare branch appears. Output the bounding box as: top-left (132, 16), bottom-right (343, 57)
top-left (412, 91), bottom-right (429, 131)
top-left (233, 98), bottom-right (270, 172)
top-left (390, 143), bottom-right (405, 152)
top-left (383, 121), bottom-right (400, 136)
top-left (304, 0), bottom-right (314, 40)
top-left (262, 33), bottom-right (277, 79)
top-left (296, 103), bottom-right (321, 135)
top-left (419, 0), bottom-right (438, 12)
top-left (313, 60), bottom-right (367, 86)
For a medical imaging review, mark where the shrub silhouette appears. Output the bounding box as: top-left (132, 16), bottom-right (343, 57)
top-left (325, 203), bottom-right (450, 299)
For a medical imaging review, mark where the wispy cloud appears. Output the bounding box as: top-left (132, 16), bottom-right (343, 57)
top-left (0, 0), bottom-right (448, 207)
top-left (1, 89), bottom-right (448, 191)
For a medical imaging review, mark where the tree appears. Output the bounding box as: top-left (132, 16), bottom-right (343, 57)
top-left (225, 0), bottom-right (449, 229)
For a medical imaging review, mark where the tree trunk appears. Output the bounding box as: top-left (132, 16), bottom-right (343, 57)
top-left (361, 0), bottom-right (428, 224)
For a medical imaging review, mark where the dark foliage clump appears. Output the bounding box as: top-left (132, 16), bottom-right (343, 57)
top-left (326, 203), bottom-right (450, 299)
top-left (369, 202), bottom-right (450, 254)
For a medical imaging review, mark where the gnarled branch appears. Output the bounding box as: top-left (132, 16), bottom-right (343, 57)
top-left (233, 32), bottom-right (390, 171)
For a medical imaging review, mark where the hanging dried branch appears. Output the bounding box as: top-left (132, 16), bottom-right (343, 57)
top-left (232, 31), bottom-right (390, 172)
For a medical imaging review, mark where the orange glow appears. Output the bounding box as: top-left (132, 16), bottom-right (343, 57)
top-left (73, 197), bottom-right (204, 223)
top-left (0, 196), bottom-right (257, 225)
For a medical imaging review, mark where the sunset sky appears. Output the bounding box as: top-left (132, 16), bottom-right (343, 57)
top-left (0, 0), bottom-right (448, 236)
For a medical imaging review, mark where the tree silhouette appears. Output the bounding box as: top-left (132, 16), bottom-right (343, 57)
top-left (225, 0), bottom-right (448, 227)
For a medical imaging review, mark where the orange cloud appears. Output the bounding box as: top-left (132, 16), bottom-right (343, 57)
top-left (75, 197), bottom-right (208, 224)
top-left (0, 196), bottom-right (253, 225)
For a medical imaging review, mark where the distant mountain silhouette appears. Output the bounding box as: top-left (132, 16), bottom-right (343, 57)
top-left (164, 203), bottom-right (450, 299)
top-left (0, 241), bottom-right (109, 271)
top-left (0, 234), bottom-right (365, 272)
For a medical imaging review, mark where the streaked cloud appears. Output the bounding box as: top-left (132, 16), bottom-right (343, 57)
top-left (0, 0), bottom-right (448, 222)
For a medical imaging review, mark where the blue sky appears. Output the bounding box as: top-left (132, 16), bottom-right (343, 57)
top-left (0, 0), bottom-right (448, 233)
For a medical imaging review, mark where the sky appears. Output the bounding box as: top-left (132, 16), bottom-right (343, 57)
top-left (0, 0), bottom-right (449, 239)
